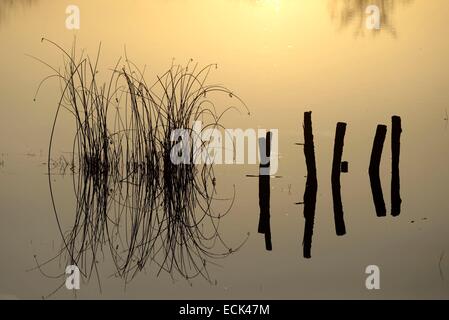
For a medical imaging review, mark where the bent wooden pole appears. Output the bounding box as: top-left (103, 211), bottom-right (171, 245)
top-left (369, 125), bottom-right (387, 217)
top-left (331, 122), bottom-right (347, 236)
top-left (391, 116), bottom-right (402, 217)
top-left (302, 111), bottom-right (318, 258)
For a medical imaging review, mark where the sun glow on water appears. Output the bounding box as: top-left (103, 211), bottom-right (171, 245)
top-left (255, 0), bottom-right (282, 13)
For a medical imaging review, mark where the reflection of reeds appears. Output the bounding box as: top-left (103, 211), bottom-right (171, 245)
top-left (328, 0), bottom-right (413, 36)
top-left (32, 39), bottom-right (249, 289)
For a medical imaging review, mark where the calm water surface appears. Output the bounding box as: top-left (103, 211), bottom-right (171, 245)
top-left (0, 0), bottom-right (449, 299)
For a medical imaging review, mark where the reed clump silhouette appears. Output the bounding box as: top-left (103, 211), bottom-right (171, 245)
top-left (32, 39), bottom-right (249, 289)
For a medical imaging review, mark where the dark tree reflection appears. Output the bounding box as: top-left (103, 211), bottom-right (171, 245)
top-left (329, 0), bottom-right (414, 36)
top-left (0, 0), bottom-right (38, 26)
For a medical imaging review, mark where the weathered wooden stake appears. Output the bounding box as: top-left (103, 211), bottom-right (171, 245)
top-left (391, 116), bottom-right (402, 216)
top-left (332, 122), bottom-right (347, 236)
top-left (302, 111), bottom-right (318, 258)
top-left (369, 124), bottom-right (387, 217)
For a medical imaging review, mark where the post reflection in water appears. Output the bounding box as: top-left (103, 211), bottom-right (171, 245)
top-left (391, 115), bottom-right (402, 217)
top-left (301, 112), bottom-right (318, 259)
top-left (331, 122), bottom-right (347, 236)
top-left (258, 132), bottom-right (273, 251)
top-left (369, 124), bottom-right (387, 217)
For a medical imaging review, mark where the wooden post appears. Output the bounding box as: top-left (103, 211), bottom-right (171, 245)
top-left (369, 125), bottom-right (387, 217)
top-left (258, 132), bottom-right (272, 251)
top-left (303, 112), bottom-right (317, 179)
top-left (332, 122), bottom-right (347, 236)
top-left (302, 111), bottom-right (318, 258)
top-left (391, 116), bottom-right (402, 216)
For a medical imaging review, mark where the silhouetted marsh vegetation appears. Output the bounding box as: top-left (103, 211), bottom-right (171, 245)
top-left (31, 39), bottom-right (249, 290)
